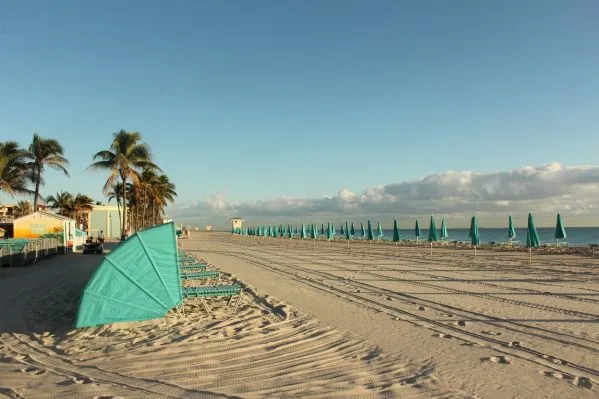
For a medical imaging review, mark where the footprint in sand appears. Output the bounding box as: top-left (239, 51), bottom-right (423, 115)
top-left (508, 341), bottom-right (524, 348)
top-left (456, 320), bottom-right (467, 327)
top-left (482, 330), bottom-right (502, 336)
top-left (72, 376), bottom-right (94, 384)
top-left (573, 377), bottom-right (593, 389)
top-left (418, 306), bottom-right (426, 311)
top-left (542, 354), bottom-right (568, 365)
top-left (435, 333), bottom-right (453, 339)
top-left (482, 356), bottom-right (511, 364)
top-left (19, 366), bottom-right (47, 376)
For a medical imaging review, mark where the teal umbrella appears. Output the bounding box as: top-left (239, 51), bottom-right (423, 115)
top-left (327, 222), bottom-right (334, 241)
top-left (340, 223), bottom-right (345, 236)
top-left (508, 215), bottom-right (516, 241)
top-left (282, 225), bottom-right (287, 236)
top-left (288, 225), bottom-right (293, 239)
top-left (367, 219), bottom-right (374, 241)
top-left (428, 216), bottom-right (438, 242)
top-left (415, 219), bottom-right (421, 243)
top-left (267, 225), bottom-right (271, 237)
top-left (332, 223), bottom-right (336, 236)
top-left (392, 218), bottom-right (400, 242)
top-left (301, 224), bottom-right (307, 240)
top-left (377, 221), bottom-right (384, 239)
top-left (555, 213), bottom-right (567, 242)
top-left (311, 224), bottom-right (316, 239)
top-left (526, 212), bottom-right (540, 248)
top-left (321, 223), bottom-right (325, 237)
top-left (470, 215), bottom-right (480, 246)
top-left (360, 222), bottom-right (366, 238)
top-left (526, 211), bottom-right (540, 263)
top-left (350, 222), bottom-right (356, 237)
top-left (440, 219), bottom-right (448, 240)
top-left (345, 221), bottom-right (351, 240)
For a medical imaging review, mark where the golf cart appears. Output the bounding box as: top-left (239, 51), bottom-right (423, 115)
top-left (83, 229), bottom-right (104, 255)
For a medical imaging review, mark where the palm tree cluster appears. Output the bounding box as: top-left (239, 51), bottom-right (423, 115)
top-left (1, 134), bottom-right (70, 208)
top-left (45, 191), bottom-right (95, 228)
top-left (90, 130), bottom-right (177, 235)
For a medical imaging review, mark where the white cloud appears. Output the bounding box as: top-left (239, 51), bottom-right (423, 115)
top-left (169, 163), bottom-right (599, 228)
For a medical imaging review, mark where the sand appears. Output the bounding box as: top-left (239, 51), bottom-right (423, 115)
top-left (0, 234), bottom-right (597, 398)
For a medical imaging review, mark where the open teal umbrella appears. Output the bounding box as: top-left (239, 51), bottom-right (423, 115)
top-left (508, 215), bottom-right (516, 243)
top-left (367, 219), bottom-right (374, 241)
top-left (555, 212), bottom-right (567, 243)
top-left (440, 219), bottom-right (448, 240)
top-left (415, 219), bottom-right (421, 244)
top-left (377, 221), bottom-right (384, 240)
top-left (350, 222), bottom-right (356, 237)
top-left (360, 222), bottom-right (366, 238)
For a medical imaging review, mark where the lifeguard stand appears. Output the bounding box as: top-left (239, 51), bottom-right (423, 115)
top-left (229, 217), bottom-right (244, 232)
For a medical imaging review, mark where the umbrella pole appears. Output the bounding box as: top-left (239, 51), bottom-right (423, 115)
top-left (474, 246), bottom-right (477, 260)
top-left (529, 247), bottom-right (532, 264)
top-left (396, 242), bottom-right (398, 256)
top-left (430, 242), bottom-right (433, 256)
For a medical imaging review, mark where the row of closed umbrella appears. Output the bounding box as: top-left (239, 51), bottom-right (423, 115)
top-left (234, 212), bottom-right (567, 249)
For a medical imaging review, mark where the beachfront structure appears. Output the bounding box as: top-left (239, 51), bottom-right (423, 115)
top-left (85, 205), bottom-right (122, 238)
top-left (206, 224), bottom-right (213, 232)
top-left (230, 217), bottom-right (244, 231)
top-left (12, 211), bottom-right (77, 248)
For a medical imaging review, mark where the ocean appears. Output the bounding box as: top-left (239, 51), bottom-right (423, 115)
top-left (372, 227), bottom-right (599, 247)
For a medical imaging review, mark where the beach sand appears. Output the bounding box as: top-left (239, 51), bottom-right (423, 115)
top-left (0, 234), bottom-right (597, 398)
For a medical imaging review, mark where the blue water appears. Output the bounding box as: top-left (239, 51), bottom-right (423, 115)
top-left (370, 228), bottom-right (599, 247)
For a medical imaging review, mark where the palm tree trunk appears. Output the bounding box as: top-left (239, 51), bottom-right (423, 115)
top-left (121, 177), bottom-right (127, 237)
top-left (33, 166), bottom-right (42, 210)
top-left (116, 201), bottom-right (122, 234)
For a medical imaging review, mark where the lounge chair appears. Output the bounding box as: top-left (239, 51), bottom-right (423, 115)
top-left (181, 270), bottom-right (220, 280)
top-left (181, 284), bottom-right (243, 313)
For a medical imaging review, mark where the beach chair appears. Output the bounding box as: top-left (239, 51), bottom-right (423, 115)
top-left (180, 263), bottom-right (208, 271)
top-left (181, 270), bottom-right (220, 282)
top-left (181, 284), bottom-right (243, 313)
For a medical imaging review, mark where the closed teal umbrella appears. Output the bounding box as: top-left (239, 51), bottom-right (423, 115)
top-left (327, 222), bottom-right (334, 241)
top-left (321, 223), bottom-right (325, 238)
top-left (360, 222), bottom-right (366, 238)
top-left (377, 221), bottom-right (384, 240)
top-left (470, 215), bottom-right (480, 246)
top-left (415, 219), bottom-right (421, 243)
top-left (526, 212), bottom-right (540, 248)
top-left (440, 219), bottom-right (448, 240)
top-left (526, 212), bottom-right (540, 263)
top-left (340, 223), bottom-right (345, 236)
top-left (301, 223), bottom-right (307, 240)
top-left (332, 223), bottom-right (336, 236)
top-left (367, 219), bottom-right (374, 241)
top-left (392, 218), bottom-right (400, 242)
top-left (428, 215), bottom-right (438, 255)
top-left (345, 221), bottom-right (351, 240)
top-left (288, 225), bottom-right (293, 239)
top-left (350, 222), bottom-right (356, 237)
top-left (555, 213), bottom-right (567, 242)
top-left (428, 216), bottom-right (438, 242)
top-left (231, 227), bottom-right (235, 234)
top-left (508, 215), bottom-right (516, 242)
top-left (311, 224), bottom-right (316, 239)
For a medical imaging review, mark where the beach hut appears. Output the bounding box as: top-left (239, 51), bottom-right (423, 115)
top-left (12, 211), bottom-right (76, 250)
top-left (75, 222), bottom-right (182, 328)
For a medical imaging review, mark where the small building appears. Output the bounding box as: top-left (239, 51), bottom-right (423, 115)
top-left (229, 217), bottom-right (244, 232)
top-left (205, 224), bottom-right (213, 232)
top-left (12, 211), bottom-right (76, 248)
top-left (85, 205), bottom-right (122, 238)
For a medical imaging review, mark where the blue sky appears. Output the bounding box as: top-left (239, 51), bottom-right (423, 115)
top-left (1, 1), bottom-right (599, 226)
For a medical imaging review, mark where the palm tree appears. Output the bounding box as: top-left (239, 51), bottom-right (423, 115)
top-left (89, 130), bottom-right (159, 235)
top-left (27, 133), bottom-right (70, 210)
top-left (73, 194), bottom-right (94, 227)
top-left (151, 174), bottom-right (177, 224)
top-left (14, 200), bottom-right (33, 217)
top-left (0, 141), bottom-right (34, 196)
top-left (46, 191), bottom-right (74, 217)
top-left (107, 182), bottom-right (128, 234)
